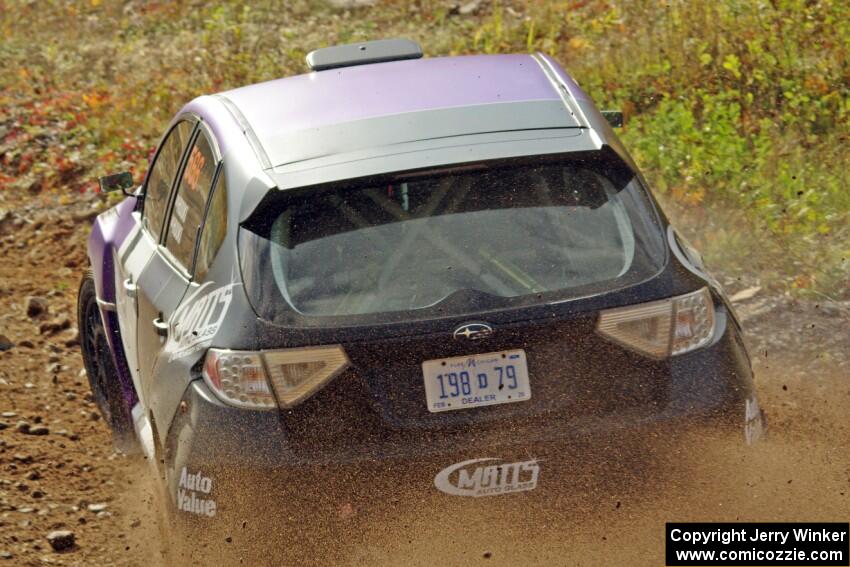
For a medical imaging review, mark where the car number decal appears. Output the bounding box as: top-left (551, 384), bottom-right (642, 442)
top-left (183, 145), bottom-right (206, 192)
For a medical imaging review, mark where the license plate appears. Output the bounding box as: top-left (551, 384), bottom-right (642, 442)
top-left (422, 350), bottom-right (531, 413)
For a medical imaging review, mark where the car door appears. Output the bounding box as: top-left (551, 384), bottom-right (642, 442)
top-left (136, 123), bottom-right (222, 434)
top-left (115, 119), bottom-right (196, 409)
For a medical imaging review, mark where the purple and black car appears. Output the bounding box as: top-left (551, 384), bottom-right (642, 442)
top-left (79, 39), bottom-right (764, 557)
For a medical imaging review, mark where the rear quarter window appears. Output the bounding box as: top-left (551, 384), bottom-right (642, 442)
top-left (194, 169), bottom-right (228, 280)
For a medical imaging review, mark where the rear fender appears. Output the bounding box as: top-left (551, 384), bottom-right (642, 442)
top-left (86, 195), bottom-right (140, 410)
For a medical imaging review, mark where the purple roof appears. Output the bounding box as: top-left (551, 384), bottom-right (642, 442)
top-left (221, 54), bottom-right (564, 153)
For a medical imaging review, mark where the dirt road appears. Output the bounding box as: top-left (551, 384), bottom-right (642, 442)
top-left (1, 191), bottom-right (848, 566)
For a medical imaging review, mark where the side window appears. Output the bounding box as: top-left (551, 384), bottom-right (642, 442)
top-left (164, 131), bottom-right (217, 270)
top-left (195, 170), bottom-right (228, 281)
top-left (143, 120), bottom-right (194, 238)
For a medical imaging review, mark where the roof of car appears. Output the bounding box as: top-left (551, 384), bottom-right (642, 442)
top-left (216, 54), bottom-right (590, 169)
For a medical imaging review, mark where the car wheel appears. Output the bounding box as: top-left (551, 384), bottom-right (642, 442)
top-left (78, 269), bottom-right (138, 453)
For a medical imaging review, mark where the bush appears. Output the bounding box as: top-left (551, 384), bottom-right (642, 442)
top-left (1, 0), bottom-right (847, 296)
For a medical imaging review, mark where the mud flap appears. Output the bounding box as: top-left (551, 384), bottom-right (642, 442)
top-left (744, 395), bottom-right (766, 445)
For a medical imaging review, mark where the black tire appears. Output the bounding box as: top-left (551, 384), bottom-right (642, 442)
top-left (78, 269), bottom-right (139, 453)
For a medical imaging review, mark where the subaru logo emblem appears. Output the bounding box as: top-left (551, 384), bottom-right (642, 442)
top-left (453, 323), bottom-right (494, 341)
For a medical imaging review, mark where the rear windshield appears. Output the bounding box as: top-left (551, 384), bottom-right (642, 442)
top-left (240, 153), bottom-right (666, 326)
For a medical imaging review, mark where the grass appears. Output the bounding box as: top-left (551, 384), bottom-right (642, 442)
top-left (1, 0), bottom-right (847, 296)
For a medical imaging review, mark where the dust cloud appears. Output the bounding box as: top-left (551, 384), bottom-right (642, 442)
top-left (1, 194), bottom-right (847, 565)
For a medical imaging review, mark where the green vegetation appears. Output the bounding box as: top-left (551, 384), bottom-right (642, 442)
top-left (1, 0), bottom-right (847, 296)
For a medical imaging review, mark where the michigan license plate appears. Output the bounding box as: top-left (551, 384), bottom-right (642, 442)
top-left (422, 350), bottom-right (531, 413)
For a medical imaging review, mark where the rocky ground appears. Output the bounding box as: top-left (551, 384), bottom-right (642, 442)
top-left (0, 190), bottom-right (848, 565)
top-left (0, 193), bottom-right (163, 566)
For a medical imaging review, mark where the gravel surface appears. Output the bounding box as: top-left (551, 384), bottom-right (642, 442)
top-left (1, 191), bottom-right (848, 565)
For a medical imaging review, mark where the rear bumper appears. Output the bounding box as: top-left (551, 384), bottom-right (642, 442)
top-left (162, 318), bottom-right (762, 528)
top-left (165, 426), bottom-right (718, 564)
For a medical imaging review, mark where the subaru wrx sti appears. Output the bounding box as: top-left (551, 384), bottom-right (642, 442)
top-left (79, 39), bottom-right (764, 558)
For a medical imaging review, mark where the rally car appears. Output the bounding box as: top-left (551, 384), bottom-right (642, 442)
top-left (79, 39), bottom-right (764, 558)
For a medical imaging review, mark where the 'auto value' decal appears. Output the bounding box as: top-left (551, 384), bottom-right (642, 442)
top-left (176, 467), bottom-right (216, 517)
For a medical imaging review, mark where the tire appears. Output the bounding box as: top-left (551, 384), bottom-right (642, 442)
top-left (78, 269), bottom-right (139, 453)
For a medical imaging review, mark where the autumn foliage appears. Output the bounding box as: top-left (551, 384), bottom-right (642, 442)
top-left (1, 0), bottom-right (847, 295)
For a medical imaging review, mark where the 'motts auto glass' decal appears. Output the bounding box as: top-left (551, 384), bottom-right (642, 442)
top-left (434, 458), bottom-right (540, 497)
top-left (177, 467), bottom-right (216, 517)
top-left (745, 395), bottom-right (764, 445)
top-left (164, 280), bottom-right (240, 362)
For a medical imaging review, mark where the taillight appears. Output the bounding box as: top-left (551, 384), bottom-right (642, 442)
top-left (203, 350), bottom-right (274, 409)
top-left (264, 346), bottom-right (350, 408)
top-left (670, 288), bottom-right (715, 355)
top-left (202, 346), bottom-right (350, 410)
top-left (596, 288), bottom-right (715, 359)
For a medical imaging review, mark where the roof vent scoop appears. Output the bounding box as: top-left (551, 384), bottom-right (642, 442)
top-left (306, 39), bottom-right (423, 71)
